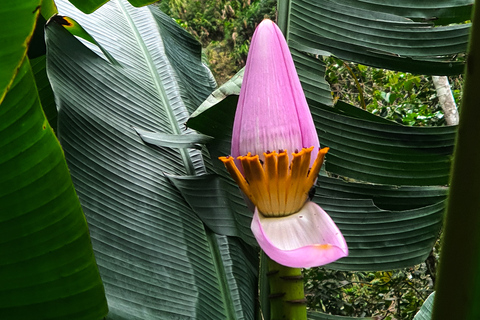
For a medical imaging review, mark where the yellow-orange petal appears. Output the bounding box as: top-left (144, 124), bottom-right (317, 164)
top-left (219, 146), bottom-right (328, 217)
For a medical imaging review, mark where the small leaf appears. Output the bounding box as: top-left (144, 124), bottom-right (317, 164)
top-left (413, 292), bottom-right (435, 320)
top-left (135, 127), bottom-right (213, 149)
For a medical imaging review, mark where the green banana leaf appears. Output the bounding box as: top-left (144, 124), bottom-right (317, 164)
top-left (67, 0), bottom-right (157, 14)
top-left (0, 58), bottom-right (108, 318)
top-left (166, 174), bottom-right (256, 246)
top-left (312, 105), bottom-right (456, 186)
top-left (325, 0), bottom-right (473, 25)
top-left (45, 0), bottom-right (257, 318)
top-left (282, 0), bottom-right (470, 75)
top-left (0, 0), bottom-right (42, 104)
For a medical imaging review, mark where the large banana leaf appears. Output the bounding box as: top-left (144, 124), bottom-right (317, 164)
top-left (0, 58), bottom-right (108, 318)
top-left (325, 0), bottom-right (473, 25)
top-left (67, 0), bottom-right (157, 14)
top-left (0, 0), bottom-right (41, 104)
top-left (282, 0), bottom-right (470, 75)
top-left (312, 105), bottom-right (456, 186)
top-left (45, 1), bottom-right (257, 318)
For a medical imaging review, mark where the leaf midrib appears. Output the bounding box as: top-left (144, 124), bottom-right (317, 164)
top-left (117, 0), bottom-right (195, 175)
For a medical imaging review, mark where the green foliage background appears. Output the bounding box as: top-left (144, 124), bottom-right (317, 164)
top-left (325, 58), bottom-right (463, 127)
top-left (158, 0), bottom-right (277, 84)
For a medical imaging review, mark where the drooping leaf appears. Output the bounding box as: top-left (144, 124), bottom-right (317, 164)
top-left (0, 0), bottom-right (42, 104)
top-left (45, 1), bottom-right (256, 318)
top-left (0, 58), bottom-right (108, 320)
top-left (326, 0), bottom-right (473, 25)
top-left (317, 197), bottom-right (444, 271)
top-left (67, 0), bottom-right (157, 14)
top-left (311, 105), bottom-right (456, 186)
top-left (316, 175), bottom-right (447, 211)
top-left (284, 0), bottom-right (469, 75)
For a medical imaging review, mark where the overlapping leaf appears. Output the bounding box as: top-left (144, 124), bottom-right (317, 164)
top-left (0, 58), bottom-right (108, 319)
top-left (0, 0), bottom-right (41, 104)
top-left (312, 105), bottom-right (456, 186)
top-left (292, 49), bottom-right (333, 107)
top-left (330, 0), bottom-right (473, 25)
top-left (67, 0), bottom-right (157, 14)
top-left (285, 0), bottom-right (470, 75)
top-left (46, 1), bottom-right (257, 319)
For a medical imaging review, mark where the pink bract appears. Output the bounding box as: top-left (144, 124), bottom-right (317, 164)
top-left (231, 19), bottom-right (319, 165)
top-left (251, 201), bottom-right (348, 268)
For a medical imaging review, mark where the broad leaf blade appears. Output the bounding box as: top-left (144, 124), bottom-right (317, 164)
top-left (318, 197), bottom-right (444, 271)
top-left (287, 0), bottom-right (469, 75)
top-left (311, 105), bottom-right (456, 186)
top-left (67, 0), bottom-right (157, 14)
top-left (316, 175), bottom-right (447, 211)
top-left (46, 1), bottom-right (256, 318)
top-left (166, 174), bottom-right (256, 246)
top-left (335, 0), bottom-right (473, 25)
top-left (0, 58), bottom-right (107, 319)
top-left (292, 49), bottom-right (333, 107)
top-left (0, 0), bottom-right (42, 104)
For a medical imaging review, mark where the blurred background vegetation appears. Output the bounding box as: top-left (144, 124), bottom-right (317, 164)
top-left (158, 1), bottom-right (459, 318)
top-left (158, 0), bottom-right (277, 84)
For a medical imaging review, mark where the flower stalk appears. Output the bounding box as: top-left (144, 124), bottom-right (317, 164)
top-left (267, 257), bottom-right (307, 320)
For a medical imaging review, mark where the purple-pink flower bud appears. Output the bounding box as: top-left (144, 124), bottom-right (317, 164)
top-left (231, 19), bottom-right (319, 163)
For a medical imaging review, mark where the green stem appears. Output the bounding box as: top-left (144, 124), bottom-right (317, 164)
top-left (342, 61), bottom-right (366, 110)
top-left (267, 257), bottom-right (307, 320)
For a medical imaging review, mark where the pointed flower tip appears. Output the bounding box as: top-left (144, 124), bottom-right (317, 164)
top-left (257, 18), bottom-right (276, 30)
top-left (231, 18), bottom-right (319, 160)
top-left (251, 201), bottom-right (348, 268)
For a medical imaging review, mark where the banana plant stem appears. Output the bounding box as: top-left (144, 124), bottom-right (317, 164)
top-left (267, 257), bottom-right (307, 320)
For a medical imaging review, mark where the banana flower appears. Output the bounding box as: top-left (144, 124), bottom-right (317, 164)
top-left (220, 19), bottom-right (348, 268)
